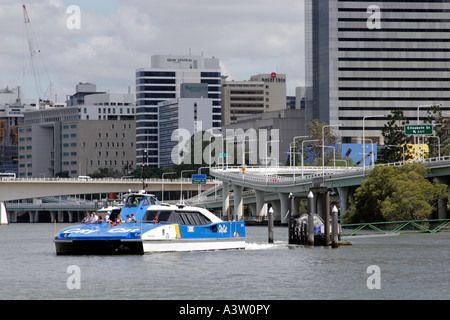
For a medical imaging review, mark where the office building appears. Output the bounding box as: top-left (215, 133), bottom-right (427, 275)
top-left (18, 107), bottom-right (135, 178)
top-left (136, 55), bottom-right (222, 167)
top-left (66, 82), bottom-right (104, 107)
top-left (159, 96), bottom-right (215, 168)
top-left (80, 93), bottom-right (135, 121)
top-left (221, 73), bottom-right (286, 126)
top-left (0, 86), bottom-right (37, 173)
top-left (305, 0), bottom-right (450, 143)
top-left (222, 109), bottom-right (306, 166)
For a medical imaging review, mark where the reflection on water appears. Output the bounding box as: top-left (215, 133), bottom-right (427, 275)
top-left (0, 224), bottom-right (449, 300)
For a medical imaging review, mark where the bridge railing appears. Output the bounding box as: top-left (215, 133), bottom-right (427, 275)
top-left (342, 218), bottom-right (450, 236)
top-left (209, 156), bottom-right (450, 188)
top-left (0, 177), bottom-right (219, 184)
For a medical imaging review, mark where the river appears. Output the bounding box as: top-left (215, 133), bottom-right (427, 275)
top-left (0, 223), bottom-right (448, 300)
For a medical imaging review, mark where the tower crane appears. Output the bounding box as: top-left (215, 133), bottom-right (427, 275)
top-left (22, 4), bottom-right (52, 108)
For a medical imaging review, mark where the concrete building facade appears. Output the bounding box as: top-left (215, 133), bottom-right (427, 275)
top-left (305, 0), bottom-right (450, 143)
top-left (222, 109), bottom-right (306, 166)
top-left (80, 93), bottom-right (135, 121)
top-left (221, 73), bottom-right (286, 126)
top-left (18, 107), bottom-right (136, 178)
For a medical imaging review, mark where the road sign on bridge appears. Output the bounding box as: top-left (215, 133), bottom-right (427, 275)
top-left (192, 174), bottom-right (207, 185)
top-left (404, 125), bottom-right (433, 135)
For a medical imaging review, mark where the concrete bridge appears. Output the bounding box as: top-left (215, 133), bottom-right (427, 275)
top-left (191, 156), bottom-right (450, 224)
top-left (0, 177), bottom-right (218, 224)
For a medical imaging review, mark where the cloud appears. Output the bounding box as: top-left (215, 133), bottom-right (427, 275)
top-left (0, 0), bottom-right (305, 101)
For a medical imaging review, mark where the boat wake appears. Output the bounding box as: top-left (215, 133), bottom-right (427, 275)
top-left (245, 241), bottom-right (290, 251)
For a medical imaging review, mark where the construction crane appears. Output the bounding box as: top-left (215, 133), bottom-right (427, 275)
top-left (22, 4), bottom-right (52, 108)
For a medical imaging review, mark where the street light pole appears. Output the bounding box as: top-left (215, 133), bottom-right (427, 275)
top-left (363, 115), bottom-right (386, 172)
top-left (161, 172), bottom-right (176, 202)
top-left (322, 124), bottom-right (342, 177)
top-left (180, 170), bottom-right (194, 202)
top-left (292, 135), bottom-right (309, 179)
top-left (301, 139), bottom-right (319, 178)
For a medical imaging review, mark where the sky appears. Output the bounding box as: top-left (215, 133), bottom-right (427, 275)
top-left (0, 0), bottom-right (305, 103)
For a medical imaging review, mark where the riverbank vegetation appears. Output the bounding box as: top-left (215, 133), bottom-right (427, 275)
top-left (344, 163), bottom-right (447, 223)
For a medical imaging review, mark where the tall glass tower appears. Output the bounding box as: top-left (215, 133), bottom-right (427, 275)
top-left (305, 0), bottom-right (450, 143)
top-left (135, 55), bottom-right (221, 167)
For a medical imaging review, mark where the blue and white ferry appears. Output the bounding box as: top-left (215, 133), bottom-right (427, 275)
top-left (54, 191), bottom-right (246, 255)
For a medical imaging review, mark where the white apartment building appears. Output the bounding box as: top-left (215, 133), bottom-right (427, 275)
top-left (136, 54), bottom-right (222, 167)
top-left (221, 73), bottom-right (286, 126)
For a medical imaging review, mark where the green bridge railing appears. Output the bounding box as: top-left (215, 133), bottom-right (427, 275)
top-left (342, 218), bottom-right (450, 236)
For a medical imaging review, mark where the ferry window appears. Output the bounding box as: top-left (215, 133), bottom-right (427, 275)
top-left (125, 196), bottom-right (143, 207)
top-left (176, 211), bottom-right (211, 226)
top-left (144, 210), bottom-right (175, 223)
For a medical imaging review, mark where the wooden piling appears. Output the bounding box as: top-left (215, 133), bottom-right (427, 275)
top-left (324, 191), bottom-right (331, 246)
top-left (332, 205), bottom-right (339, 248)
top-left (268, 207), bottom-right (274, 244)
top-left (307, 191), bottom-right (314, 246)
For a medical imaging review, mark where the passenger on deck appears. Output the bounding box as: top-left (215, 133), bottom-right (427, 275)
top-left (153, 216), bottom-right (160, 224)
top-left (115, 215), bottom-right (122, 225)
top-left (97, 216), bottom-right (104, 224)
top-left (90, 212), bottom-right (98, 222)
top-left (125, 215), bottom-right (132, 223)
top-left (130, 213), bottom-right (137, 223)
top-left (82, 213), bottom-right (90, 223)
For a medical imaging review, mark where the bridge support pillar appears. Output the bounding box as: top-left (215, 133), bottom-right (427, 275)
top-left (50, 211), bottom-right (56, 223)
top-left (233, 184), bottom-right (244, 220)
top-left (436, 177), bottom-right (449, 219)
top-left (255, 190), bottom-right (267, 218)
top-left (270, 200), bottom-right (281, 222)
top-left (278, 193), bottom-right (290, 224)
top-left (29, 210), bottom-right (39, 223)
top-left (0, 202), bottom-right (8, 225)
top-left (58, 211), bottom-right (65, 223)
top-left (292, 197), bottom-right (301, 217)
top-left (222, 182), bottom-right (230, 220)
top-left (68, 211), bottom-right (74, 223)
top-left (337, 187), bottom-right (350, 217)
top-left (311, 187), bottom-right (331, 246)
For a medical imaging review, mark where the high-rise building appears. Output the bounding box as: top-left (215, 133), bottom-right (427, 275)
top-left (221, 73), bottom-right (286, 125)
top-left (136, 55), bottom-right (222, 167)
top-left (18, 107), bottom-right (136, 178)
top-left (305, 0), bottom-right (450, 143)
top-left (80, 93), bottom-right (135, 121)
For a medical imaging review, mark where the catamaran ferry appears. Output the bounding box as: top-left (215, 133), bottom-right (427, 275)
top-left (54, 191), bottom-right (245, 255)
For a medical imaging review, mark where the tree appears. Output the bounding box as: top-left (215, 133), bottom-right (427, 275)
top-left (345, 163), bottom-right (447, 223)
top-left (90, 167), bottom-right (122, 178)
top-left (379, 110), bottom-right (414, 163)
top-left (424, 105), bottom-right (450, 158)
top-left (380, 164), bottom-right (447, 221)
top-left (345, 165), bottom-right (397, 223)
top-left (290, 119), bottom-right (344, 166)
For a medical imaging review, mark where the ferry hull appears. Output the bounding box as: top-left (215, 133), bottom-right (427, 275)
top-left (55, 240), bottom-right (144, 255)
top-left (142, 238), bottom-right (245, 253)
top-left (55, 238), bottom-right (245, 255)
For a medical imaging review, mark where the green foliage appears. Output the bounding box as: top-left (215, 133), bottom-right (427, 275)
top-left (424, 105), bottom-right (450, 158)
top-left (288, 119), bottom-right (351, 167)
top-left (345, 163), bottom-right (447, 223)
top-left (379, 110), bottom-right (414, 163)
